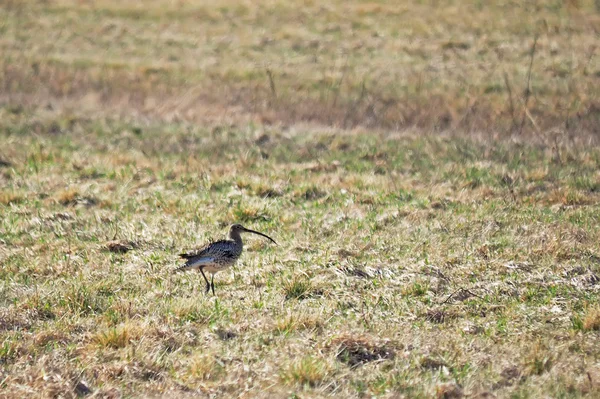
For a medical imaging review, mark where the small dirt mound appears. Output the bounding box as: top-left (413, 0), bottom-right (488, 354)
top-left (104, 240), bottom-right (136, 254)
top-left (332, 335), bottom-right (395, 367)
top-left (215, 328), bottom-right (238, 341)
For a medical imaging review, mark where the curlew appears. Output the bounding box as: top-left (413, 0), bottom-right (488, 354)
top-left (175, 224), bottom-right (277, 295)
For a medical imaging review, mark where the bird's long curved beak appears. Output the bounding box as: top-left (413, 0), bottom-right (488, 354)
top-left (243, 228), bottom-right (277, 244)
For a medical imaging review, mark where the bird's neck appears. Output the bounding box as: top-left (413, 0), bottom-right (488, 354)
top-left (229, 231), bottom-right (243, 245)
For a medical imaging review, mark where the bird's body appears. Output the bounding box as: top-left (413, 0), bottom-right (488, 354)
top-left (177, 239), bottom-right (243, 273)
top-left (175, 224), bottom-right (276, 295)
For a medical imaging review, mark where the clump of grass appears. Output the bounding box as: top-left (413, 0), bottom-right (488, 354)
top-left (0, 191), bottom-right (24, 205)
top-left (282, 277), bottom-right (313, 300)
top-left (401, 280), bottom-right (430, 297)
top-left (274, 312), bottom-right (324, 335)
top-left (56, 188), bottom-right (80, 206)
top-left (282, 356), bottom-right (330, 388)
top-left (582, 307), bottom-right (600, 331)
top-left (464, 166), bottom-right (491, 189)
top-left (188, 353), bottom-right (226, 381)
top-left (94, 323), bottom-right (141, 349)
top-left (60, 285), bottom-right (108, 315)
top-left (0, 334), bottom-right (22, 363)
top-left (524, 342), bottom-right (553, 376)
top-left (547, 189), bottom-right (590, 206)
top-left (0, 191), bottom-right (25, 205)
top-left (571, 314), bottom-right (585, 331)
top-left (103, 299), bottom-right (137, 326)
top-left (21, 293), bottom-right (56, 321)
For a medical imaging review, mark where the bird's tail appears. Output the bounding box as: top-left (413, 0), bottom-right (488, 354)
top-left (173, 257), bottom-right (214, 274)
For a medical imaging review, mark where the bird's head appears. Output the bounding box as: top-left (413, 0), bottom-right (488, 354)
top-left (229, 224), bottom-right (277, 244)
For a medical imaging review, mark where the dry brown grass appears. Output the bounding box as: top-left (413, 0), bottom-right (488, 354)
top-left (583, 306), bottom-right (600, 331)
top-left (93, 322), bottom-right (143, 349)
top-left (0, 191), bottom-right (24, 205)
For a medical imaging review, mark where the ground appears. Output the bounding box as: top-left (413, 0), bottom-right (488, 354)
top-left (1, 1), bottom-right (600, 398)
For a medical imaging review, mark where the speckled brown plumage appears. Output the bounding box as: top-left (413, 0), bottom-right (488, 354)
top-left (175, 224), bottom-right (276, 295)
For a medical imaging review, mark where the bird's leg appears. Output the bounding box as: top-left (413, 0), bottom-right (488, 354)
top-left (210, 274), bottom-right (215, 296)
top-left (199, 269), bottom-right (210, 294)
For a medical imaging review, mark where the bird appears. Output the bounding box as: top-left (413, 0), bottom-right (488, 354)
top-left (175, 224), bottom-right (277, 295)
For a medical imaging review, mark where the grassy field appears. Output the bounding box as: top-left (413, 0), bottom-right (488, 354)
top-left (1, 1), bottom-right (600, 398)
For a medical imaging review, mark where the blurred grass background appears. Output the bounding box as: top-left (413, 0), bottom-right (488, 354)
top-left (1, 0), bottom-right (598, 135)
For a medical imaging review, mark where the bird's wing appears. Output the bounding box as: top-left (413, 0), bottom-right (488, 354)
top-left (206, 240), bottom-right (236, 259)
top-left (175, 240), bottom-right (237, 273)
top-left (179, 247), bottom-right (209, 259)
top-left (179, 240), bottom-right (226, 259)
top-left (179, 240), bottom-right (239, 261)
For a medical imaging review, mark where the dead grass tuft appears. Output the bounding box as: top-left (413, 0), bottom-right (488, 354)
top-left (56, 188), bottom-right (80, 206)
top-left (0, 191), bottom-right (24, 205)
top-left (281, 356), bottom-right (330, 388)
top-left (188, 353), bottom-right (226, 381)
top-left (274, 312), bottom-right (324, 335)
top-left (93, 323), bottom-right (142, 349)
top-left (583, 307), bottom-right (600, 331)
top-left (523, 342), bottom-right (554, 376)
